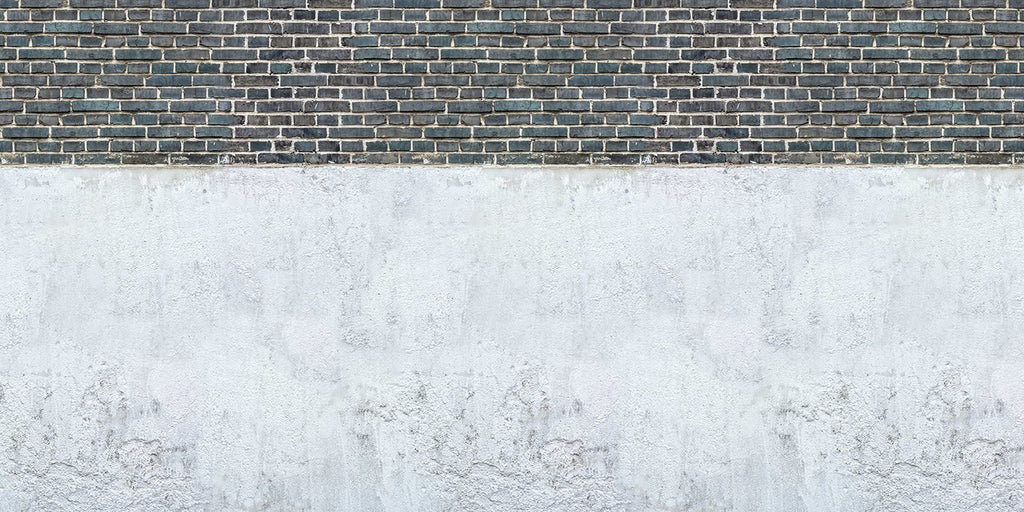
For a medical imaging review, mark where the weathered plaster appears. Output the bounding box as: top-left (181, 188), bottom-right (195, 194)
top-left (2, 166), bottom-right (1024, 511)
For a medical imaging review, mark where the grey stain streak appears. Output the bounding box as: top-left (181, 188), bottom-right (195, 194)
top-left (2, 166), bottom-right (1024, 510)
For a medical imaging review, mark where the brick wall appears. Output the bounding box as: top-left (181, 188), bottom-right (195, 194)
top-left (2, 0), bottom-right (1024, 165)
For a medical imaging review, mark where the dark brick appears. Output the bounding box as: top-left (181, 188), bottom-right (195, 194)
top-left (495, 100), bottom-right (543, 111)
top-left (115, 49), bottom-right (162, 60)
top-left (0, 23), bottom-right (44, 33)
top-left (821, 101), bottom-right (868, 112)
top-left (45, 22), bottom-right (93, 33)
top-left (71, 100), bottom-right (119, 111)
top-left (889, 22), bottom-right (936, 33)
top-left (449, 101), bottom-right (494, 113)
top-left (400, 101), bottom-right (446, 112)
top-left (938, 23), bottom-right (982, 35)
top-left (871, 102), bottom-right (915, 113)
top-left (537, 49), bottom-right (585, 60)
top-left (94, 23), bottom-right (139, 35)
top-left (593, 100), bottom-right (639, 112)
top-left (425, 127), bottom-right (472, 138)
top-left (26, 101), bottom-right (71, 113)
top-left (959, 49), bottom-right (1006, 60)
top-left (792, 23), bottom-right (839, 34)
top-left (166, 0), bottom-right (211, 6)
top-left (847, 127), bottom-right (894, 138)
top-left (985, 23), bottom-right (1024, 33)
top-left (916, 100), bottom-right (964, 111)
top-left (4, 127), bottom-right (49, 138)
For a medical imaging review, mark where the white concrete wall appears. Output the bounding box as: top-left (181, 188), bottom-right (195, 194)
top-left (2, 166), bottom-right (1024, 511)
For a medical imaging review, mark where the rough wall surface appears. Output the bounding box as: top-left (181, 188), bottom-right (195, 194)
top-left (3, 165), bottom-right (1024, 511)
top-left (4, 1), bottom-right (1024, 165)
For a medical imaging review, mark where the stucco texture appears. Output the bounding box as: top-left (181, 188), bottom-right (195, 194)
top-left (2, 166), bottom-right (1024, 511)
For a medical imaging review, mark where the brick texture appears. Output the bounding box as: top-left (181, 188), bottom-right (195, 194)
top-left (3, 1), bottom-right (1024, 164)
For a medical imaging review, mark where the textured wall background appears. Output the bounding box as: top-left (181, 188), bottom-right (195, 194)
top-left (3, 1), bottom-right (1024, 164)
top-left (4, 166), bottom-right (1024, 511)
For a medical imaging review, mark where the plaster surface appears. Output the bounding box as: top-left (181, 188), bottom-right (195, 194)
top-left (2, 166), bottom-right (1024, 511)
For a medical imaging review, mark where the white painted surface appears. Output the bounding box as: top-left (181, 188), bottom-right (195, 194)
top-left (2, 166), bottom-right (1024, 511)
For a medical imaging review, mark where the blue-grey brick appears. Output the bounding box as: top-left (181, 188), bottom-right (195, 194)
top-left (916, 100), bottom-right (964, 112)
top-left (939, 23), bottom-right (982, 35)
top-left (871, 102), bottom-right (915, 113)
top-left (400, 101), bottom-right (446, 112)
top-left (495, 100), bottom-right (542, 111)
top-left (26, 102), bottom-right (71, 113)
top-left (537, 49), bottom-right (584, 60)
top-left (115, 49), bottom-right (161, 60)
top-left (4, 127), bottom-right (49, 138)
top-left (94, 23), bottom-right (138, 35)
top-left (960, 49), bottom-right (1005, 60)
top-left (792, 22), bottom-right (839, 34)
top-left (467, 22), bottom-right (514, 33)
top-left (71, 100), bottom-right (119, 111)
top-left (965, 101), bottom-right (1012, 111)
top-left (425, 127), bottom-right (472, 138)
top-left (821, 101), bottom-right (868, 112)
top-left (992, 75), bottom-right (1024, 86)
top-left (516, 23), bottom-right (561, 35)
top-left (890, 22), bottom-right (936, 33)
top-left (986, 23), bottom-right (1024, 33)
top-left (167, 0), bottom-right (211, 6)
top-left (847, 127), bottom-right (894, 138)
top-left (100, 127), bottom-right (147, 137)
top-left (0, 23), bottom-right (44, 33)
top-left (122, 101), bottom-right (169, 111)
top-left (449, 101), bottom-right (494, 113)
top-left (45, 22), bottom-right (92, 33)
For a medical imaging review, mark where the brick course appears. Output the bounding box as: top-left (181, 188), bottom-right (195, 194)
top-left (2, 0), bottom-right (1024, 164)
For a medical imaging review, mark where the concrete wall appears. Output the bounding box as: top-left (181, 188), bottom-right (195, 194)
top-left (2, 166), bottom-right (1024, 511)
